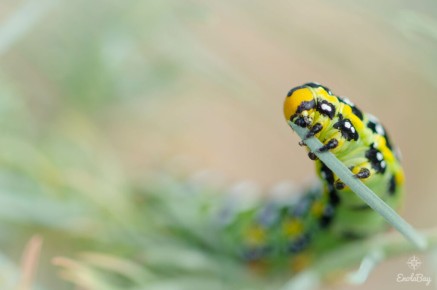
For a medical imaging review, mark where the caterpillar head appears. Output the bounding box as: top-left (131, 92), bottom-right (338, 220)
top-left (284, 83), bottom-right (332, 127)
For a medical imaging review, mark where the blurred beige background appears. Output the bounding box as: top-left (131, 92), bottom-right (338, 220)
top-left (0, 0), bottom-right (436, 289)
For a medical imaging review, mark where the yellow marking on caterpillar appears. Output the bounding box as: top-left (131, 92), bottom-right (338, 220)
top-left (245, 225), bottom-right (266, 246)
top-left (311, 200), bottom-right (325, 217)
top-left (283, 87), bottom-right (314, 121)
top-left (282, 219), bottom-right (304, 237)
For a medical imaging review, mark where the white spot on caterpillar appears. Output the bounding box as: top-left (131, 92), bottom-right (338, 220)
top-left (376, 124), bottom-right (385, 135)
top-left (344, 122), bottom-right (351, 129)
top-left (351, 127), bottom-right (356, 133)
top-left (321, 103), bottom-right (332, 112)
top-left (376, 152), bottom-right (383, 161)
top-left (381, 161), bottom-right (386, 168)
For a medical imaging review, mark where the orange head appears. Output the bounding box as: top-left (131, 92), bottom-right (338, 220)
top-left (284, 83), bottom-right (334, 127)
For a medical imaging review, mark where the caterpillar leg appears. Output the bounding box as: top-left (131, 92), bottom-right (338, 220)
top-left (354, 168), bottom-right (370, 179)
top-left (307, 152), bottom-right (318, 160)
top-left (335, 180), bottom-right (345, 190)
top-left (335, 167), bottom-right (370, 190)
top-left (317, 138), bottom-right (339, 152)
top-left (299, 123), bottom-right (323, 146)
top-left (306, 123), bottom-right (323, 139)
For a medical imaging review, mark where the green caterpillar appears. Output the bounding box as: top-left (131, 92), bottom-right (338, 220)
top-left (222, 83), bottom-right (404, 273)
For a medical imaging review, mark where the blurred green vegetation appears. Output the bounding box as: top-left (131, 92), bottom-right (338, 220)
top-left (0, 1), bottom-right (437, 289)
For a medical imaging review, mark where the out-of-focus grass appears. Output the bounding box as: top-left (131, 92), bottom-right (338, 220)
top-left (0, 1), bottom-right (437, 289)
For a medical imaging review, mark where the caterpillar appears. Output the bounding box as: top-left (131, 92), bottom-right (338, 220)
top-left (222, 82), bottom-right (404, 273)
top-left (51, 83), bottom-right (408, 289)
